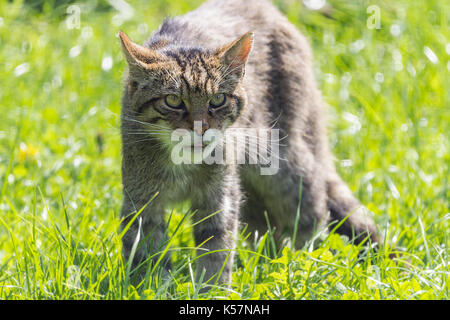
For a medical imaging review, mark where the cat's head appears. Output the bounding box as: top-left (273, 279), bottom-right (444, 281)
top-left (119, 31), bottom-right (253, 149)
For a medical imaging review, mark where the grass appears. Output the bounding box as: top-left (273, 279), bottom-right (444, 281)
top-left (0, 0), bottom-right (448, 299)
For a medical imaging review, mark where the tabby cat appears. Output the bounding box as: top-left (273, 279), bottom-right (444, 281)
top-left (119, 0), bottom-right (379, 286)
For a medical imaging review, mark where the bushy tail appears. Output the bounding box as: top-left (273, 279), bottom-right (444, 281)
top-left (326, 172), bottom-right (379, 245)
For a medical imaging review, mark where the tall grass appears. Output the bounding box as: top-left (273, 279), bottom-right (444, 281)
top-left (0, 0), bottom-right (448, 299)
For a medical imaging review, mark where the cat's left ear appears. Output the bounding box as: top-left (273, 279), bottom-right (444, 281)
top-left (217, 32), bottom-right (254, 70)
top-left (118, 31), bottom-right (163, 78)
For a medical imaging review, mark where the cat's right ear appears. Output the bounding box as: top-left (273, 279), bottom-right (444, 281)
top-left (118, 31), bottom-right (162, 78)
top-left (218, 32), bottom-right (254, 69)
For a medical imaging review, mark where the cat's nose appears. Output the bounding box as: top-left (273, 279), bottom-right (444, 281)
top-left (193, 119), bottom-right (209, 135)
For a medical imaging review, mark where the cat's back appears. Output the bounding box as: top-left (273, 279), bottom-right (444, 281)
top-left (152, 0), bottom-right (312, 62)
top-left (180, 0), bottom-right (282, 40)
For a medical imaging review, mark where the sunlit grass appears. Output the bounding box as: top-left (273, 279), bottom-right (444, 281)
top-left (0, 0), bottom-right (448, 299)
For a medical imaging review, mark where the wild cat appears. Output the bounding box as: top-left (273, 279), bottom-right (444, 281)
top-left (119, 0), bottom-right (379, 286)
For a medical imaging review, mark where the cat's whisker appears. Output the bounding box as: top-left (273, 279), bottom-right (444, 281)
top-left (123, 127), bottom-right (172, 134)
top-left (144, 124), bottom-right (173, 131)
top-left (124, 132), bottom-right (168, 136)
top-left (225, 135), bottom-right (288, 163)
top-left (122, 117), bottom-right (172, 131)
top-left (215, 64), bottom-right (233, 84)
top-left (244, 136), bottom-right (288, 160)
top-left (122, 116), bottom-right (153, 126)
top-left (268, 111), bottom-right (283, 129)
top-left (123, 137), bottom-right (167, 147)
top-left (232, 131), bottom-right (288, 146)
top-left (163, 69), bottom-right (181, 88)
top-left (237, 115), bottom-right (253, 125)
top-left (215, 64), bottom-right (243, 86)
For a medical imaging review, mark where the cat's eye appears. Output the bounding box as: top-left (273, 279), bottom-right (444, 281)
top-left (209, 93), bottom-right (226, 108)
top-left (165, 94), bottom-right (183, 109)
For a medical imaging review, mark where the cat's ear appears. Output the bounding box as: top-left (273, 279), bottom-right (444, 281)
top-left (118, 31), bottom-right (162, 77)
top-left (218, 32), bottom-right (254, 69)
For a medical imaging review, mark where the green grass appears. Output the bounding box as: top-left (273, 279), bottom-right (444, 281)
top-left (0, 0), bottom-right (448, 299)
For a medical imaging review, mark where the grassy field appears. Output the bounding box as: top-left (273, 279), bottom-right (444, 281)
top-left (0, 0), bottom-right (448, 299)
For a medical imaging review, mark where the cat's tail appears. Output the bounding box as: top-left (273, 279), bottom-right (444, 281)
top-left (326, 171), bottom-right (379, 245)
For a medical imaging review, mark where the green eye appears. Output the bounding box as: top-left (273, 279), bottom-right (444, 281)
top-left (165, 94), bottom-right (183, 108)
top-left (209, 93), bottom-right (226, 108)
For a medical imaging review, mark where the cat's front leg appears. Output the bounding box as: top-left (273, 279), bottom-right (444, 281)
top-left (192, 173), bottom-right (241, 288)
top-left (121, 199), bottom-right (170, 280)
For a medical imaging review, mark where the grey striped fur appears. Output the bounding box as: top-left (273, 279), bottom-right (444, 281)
top-left (119, 0), bottom-right (379, 287)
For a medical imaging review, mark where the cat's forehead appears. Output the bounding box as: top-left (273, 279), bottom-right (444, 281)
top-left (163, 47), bottom-right (220, 73)
top-left (159, 47), bottom-right (228, 94)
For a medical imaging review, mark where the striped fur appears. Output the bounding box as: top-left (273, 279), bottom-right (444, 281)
top-left (119, 0), bottom-right (379, 287)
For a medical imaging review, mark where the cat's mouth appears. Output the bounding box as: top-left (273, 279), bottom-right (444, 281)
top-left (170, 129), bottom-right (222, 147)
top-left (180, 139), bottom-right (214, 150)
